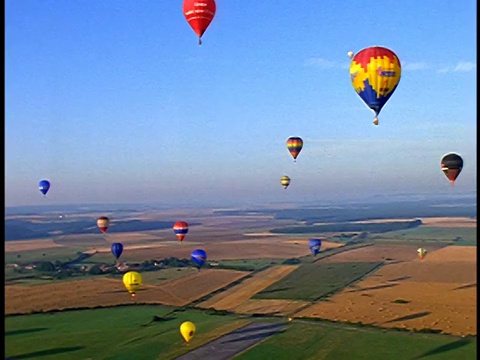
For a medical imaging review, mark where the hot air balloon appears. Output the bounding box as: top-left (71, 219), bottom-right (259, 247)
top-left (286, 137), bottom-right (303, 162)
top-left (123, 271), bottom-right (142, 299)
top-left (111, 242), bottom-right (124, 261)
top-left (180, 321), bottom-right (196, 343)
top-left (347, 51), bottom-right (354, 59)
top-left (173, 221), bottom-right (189, 242)
top-left (280, 175), bottom-right (291, 189)
top-left (97, 216), bottom-right (110, 233)
top-left (350, 46), bottom-right (401, 125)
top-left (441, 153), bottom-right (463, 187)
top-left (417, 248), bottom-right (427, 261)
top-left (309, 239), bottom-right (322, 257)
top-left (38, 180), bottom-right (50, 196)
top-left (191, 249), bottom-right (207, 269)
top-left (183, 0), bottom-right (216, 45)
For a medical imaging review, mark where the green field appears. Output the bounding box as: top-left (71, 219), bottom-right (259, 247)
top-left (235, 321), bottom-right (477, 360)
top-left (5, 306), bottom-right (476, 360)
top-left (4, 246), bottom-right (85, 265)
top-left (254, 261), bottom-right (383, 302)
top-left (5, 306), bottom-right (249, 360)
top-left (214, 258), bottom-right (281, 271)
top-left (377, 226), bottom-right (477, 243)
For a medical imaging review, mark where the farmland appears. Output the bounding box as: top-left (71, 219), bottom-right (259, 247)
top-left (4, 205), bottom-right (477, 358)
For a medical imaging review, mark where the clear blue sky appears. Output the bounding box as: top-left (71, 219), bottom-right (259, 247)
top-left (5, 0), bottom-right (477, 208)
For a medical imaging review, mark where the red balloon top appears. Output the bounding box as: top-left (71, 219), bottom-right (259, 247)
top-left (183, 0), bottom-right (216, 43)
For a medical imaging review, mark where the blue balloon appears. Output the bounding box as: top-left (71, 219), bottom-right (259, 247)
top-left (191, 249), bottom-right (207, 268)
top-left (38, 179), bottom-right (50, 196)
top-left (309, 239), bottom-right (322, 256)
top-left (111, 242), bottom-right (124, 260)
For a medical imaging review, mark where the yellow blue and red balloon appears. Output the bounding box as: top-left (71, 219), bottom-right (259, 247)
top-left (350, 46), bottom-right (401, 125)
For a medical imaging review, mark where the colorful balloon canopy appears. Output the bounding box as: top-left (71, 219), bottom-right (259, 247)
top-left (123, 271), bottom-right (142, 298)
top-left (180, 321), bottom-right (196, 343)
top-left (309, 239), bottom-right (322, 256)
top-left (417, 247), bottom-right (427, 260)
top-left (350, 46), bottom-right (401, 125)
top-left (441, 153), bottom-right (463, 187)
top-left (280, 175), bottom-right (291, 189)
top-left (97, 216), bottom-right (110, 233)
top-left (183, 0), bottom-right (216, 45)
top-left (286, 137), bottom-right (303, 161)
top-left (111, 242), bottom-right (124, 260)
top-left (191, 249), bottom-right (207, 268)
top-left (38, 179), bottom-right (51, 196)
top-left (173, 221), bottom-right (189, 242)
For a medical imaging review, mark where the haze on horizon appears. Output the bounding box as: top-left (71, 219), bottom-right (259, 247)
top-left (5, 1), bottom-right (476, 209)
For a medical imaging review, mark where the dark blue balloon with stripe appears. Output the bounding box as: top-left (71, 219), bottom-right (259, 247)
top-left (111, 242), bottom-right (124, 260)
top-left (38, 179), bottom-right (51, 196)
top-left (191, 249), bottom-right (207, 268)
top-left (309, 239), bottom-right (322, 256)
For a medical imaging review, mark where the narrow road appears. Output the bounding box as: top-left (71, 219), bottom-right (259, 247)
top-left (174, 322), bottom-right (287, 360)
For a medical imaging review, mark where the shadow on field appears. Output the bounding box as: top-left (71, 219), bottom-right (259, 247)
top-left (5, 327), bottom-right (48, 336)
top-left (412, 338), bottom-right (472, 359)
top-left (347, 284), bottom-right (398, 292)
top-left (9, 346), bottom-right (84, 359)
top-left (453, 283), bottom-right (476, 290)
top-left (141, 314), bottom-right (177, 327)
top-left (258, 287), bottom-right (292, 294)
top-left (384, 311), bottom-right (431, 323)
top-left (387, 276), bottom-right (411, 282)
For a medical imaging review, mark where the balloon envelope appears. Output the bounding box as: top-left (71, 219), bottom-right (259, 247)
top-left (183, 0), bottom-right (216, 44)
top-left (286, 137), bottom-right (303, 161)
top-left (350, 46), bottom-right (401, 124)
top-left (123, 271), bottom-right (142, 295)
top-left (191, 249), bottom-right (207, 268)
top-left (280, 175), bottom-right (291, 189)
top-left (180, 321), bottom-right (196, 343)
top-left (441, 153), bottom-right (463, 185)
top-left (97, 216), bottom-right (110, 233)
top-left (173, 221), bottom-right (189, 241)
top-left (309, 239), bottom-right (322, 256)
top-left (38, 180), bottom-right (51, 196)
top-left (417, 248), bottom-right (427, 260)
top-left (111, 242), bottom-right (124, 260)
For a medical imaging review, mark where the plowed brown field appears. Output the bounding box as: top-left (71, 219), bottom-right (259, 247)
top-left (197, 266), bottom-right (307, 316)
top-left (294, 246), bottom-right (476, 336)
top-left (5, 269), bottom-right (249, 315)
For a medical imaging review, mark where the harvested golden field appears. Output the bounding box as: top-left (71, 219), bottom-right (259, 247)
top-left (155, 268), bottom-right (250, 306)
top-left (197, 266), bottom-right (299, 312)
top-left (295, 246), bottom-right (476, 336)
top-left (320, 244), bottom-right (435, 263)
top-left (420, 217), bottom-right (477, 228)
top-left (5, 269), bottom-right (249, 315)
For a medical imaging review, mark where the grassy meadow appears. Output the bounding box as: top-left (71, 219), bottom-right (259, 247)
top-left (235, 321), bottom-right (477, 360)
top-left (254, 262), bottom-right (383, 302)
top-left (5, 306), bottom-right (476, 360)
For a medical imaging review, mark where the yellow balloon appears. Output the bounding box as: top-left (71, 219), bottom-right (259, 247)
top-left (280, 175), bottom-right (290, 189)
top-left (123, 271), bottom-right (142, 296)
top-left (180, 321), bottom-right (196, 343)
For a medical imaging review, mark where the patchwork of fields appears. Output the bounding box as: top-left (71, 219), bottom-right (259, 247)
top-left (5, 217), bottom-right (477, 342)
